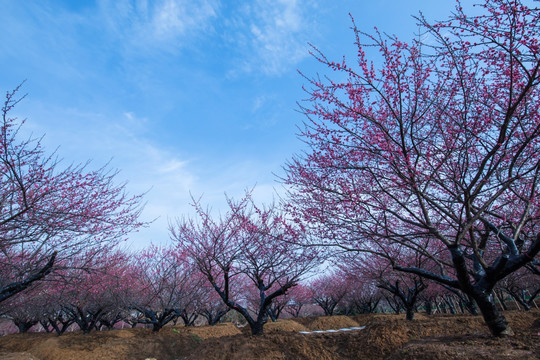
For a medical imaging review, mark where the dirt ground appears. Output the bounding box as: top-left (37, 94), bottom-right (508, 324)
top-left (0, 311), bottom-right (538, 360)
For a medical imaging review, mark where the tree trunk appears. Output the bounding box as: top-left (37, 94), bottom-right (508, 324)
top-left (464, 295), bottom-right (479, 315)
top-left (204, 309), bottom-right (229, 326)
top-left (40, 320), bottom-right (52, 333)
top-left (424, 300), bottom-right (432, 315)
top-left (449, 245), bottom-right (515, 336)
top-left (434, 300), bottom-right (442, 314)
top-left (49, 317), bottom-right (73, 336)
top-left (405, 306), bottom-right (415, 321)
top-left (473, 291), bottom-right (514, 337)
top-left (267, 309), bottom-right (278, 322)
top-left (250, 320), bottom-right (264, 335)
top-left (445, 295), bottom-right (457, 314)
top-left (15, 320), bottom-right (37, 333)
top-left (509, 290), bottom-right (531, 311)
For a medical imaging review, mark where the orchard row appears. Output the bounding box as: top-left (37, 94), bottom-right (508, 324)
top-left (2, 239), bottom-right (538, 336)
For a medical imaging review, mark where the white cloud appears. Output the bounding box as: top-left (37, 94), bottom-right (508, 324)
top-left (1, 0), bottom-right (310, 249)
top-left (226, 0), bottom-right (319, 76)
top-left (98, 0), bottom-right (219, 53)
top-left (152, 0), bottom-right (219, 40)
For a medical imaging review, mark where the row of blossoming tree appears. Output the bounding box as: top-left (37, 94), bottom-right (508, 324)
top-left (3, 233), bottom-right (537, 336)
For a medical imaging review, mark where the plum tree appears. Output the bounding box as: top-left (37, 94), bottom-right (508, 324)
top-left (285, 0), bottom-right (540, 336)
top-left (0, 84), bottom-right (144, 303)
top-left (171, 192), bottom-right (318, 335)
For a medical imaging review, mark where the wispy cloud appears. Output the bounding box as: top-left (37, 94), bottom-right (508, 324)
top-left (1, 0), bottom-right (315, 249)
top-left (224, 0), bottom-right (320, 76)
top-left (97, 0), bottom-right (220, 54)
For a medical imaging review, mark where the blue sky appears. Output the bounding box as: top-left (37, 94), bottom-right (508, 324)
top-left (0, 0), bottom-right (456, 249)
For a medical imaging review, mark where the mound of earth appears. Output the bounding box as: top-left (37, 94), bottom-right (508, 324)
top-left (0, 327), bottom-right (201, 360)
top-left (0, 311), bottom-right (538, 359)
top-left (305, 315), bottom-right (361, 330)
top-left (264, 319), bottom-right (309, 333)
top-left (176, 323), bottom-right (242, 339)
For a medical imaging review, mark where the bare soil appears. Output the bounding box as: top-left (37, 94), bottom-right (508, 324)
top-left (0, 310), bottom-right (538, 360)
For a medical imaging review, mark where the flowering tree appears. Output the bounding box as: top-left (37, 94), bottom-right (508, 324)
top-left (0, 249), bottom-right (135, 334)
top-left (339, 251), bottom-right (428, 320)
top-left (497, 266), bottom-right (540, 311)
top-left (285, 0), bottom-right (540, 336)
top-left (336, 271), bottom-right (382, 315)
top-left (309, 271), bottom-right (350, 316)
top-left (171, 193), bottom-right (318, 335)
top-left (63, 250), bottom-right (141, 334)
top-left (0, 85), bottom-right (145, 303)
top-left (2, 286), bottom-right (45, 333)
top-left (129, 245), bottom-right (202, 332)
top-left (376, 271), bottom-right (426, 321)
top-left (19, 250), bottom-right (136, 335)
top-left (196, 279), bottom-right (230, 326)
top-left (284, 284), bottom-right (313, 318)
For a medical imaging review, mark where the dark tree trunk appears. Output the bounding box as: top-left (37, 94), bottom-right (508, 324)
top-left (134, 308), bottom-right (176, 333)
top-left (266, 302), bottom-right (285, 322)
top-left (250, 320), bottom-right (264, 336)
top-left (472, 291), bottom-right (514, 336)
top-left (457, 297), bottom-right (465, 314)
top-left (507, 289), bottom-right (531, 311)
top-left (238, 307), bottom-right (269, 335)
top-left (445, 295), bottom-right (457, 315)
top-left (285, 304), bottom-right (303, 318)
top-left (179, 310), bottom-right (198, 327)
top-left (443, 286), bottom-right (479, 315)
top-left (98, 313), bottom-right (123, 330)
top-left (68, 307), bottom-right (105, 334)
top-left (358, 297), bottom-right (380, 314)
top-left (405, 306), bottom-right (415, 321)
top-left (434, 299), bottom-right (443, 314)
top-left (39, 319), bottom-right (53, 333)
top-left (450, 245), bottom-right (515, 336)
top-left (14, 319), bottom-right (38, 333)
top-left (267, 308), bottom-right (278, 322)
top-left (202, 308), bottom-right (229, 326)
top-left (465, 296), bottom-right (479, 315)
top-left (506, 286), bottom-right (540, 311)
top-left (49, 316), bottom-right (74, 336)
top-left (205, 267), bottom-right (296, 336)
top-left (424, 300), bottom-right (433, 315)
top-left (392, 229), bottom-right (540, 337)
top-left (314, 297), bottom-right (339, 316)
top-left (378, 278), bottom-right (425, 321)
top-left (384, 295), bottom-right (401, 314)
